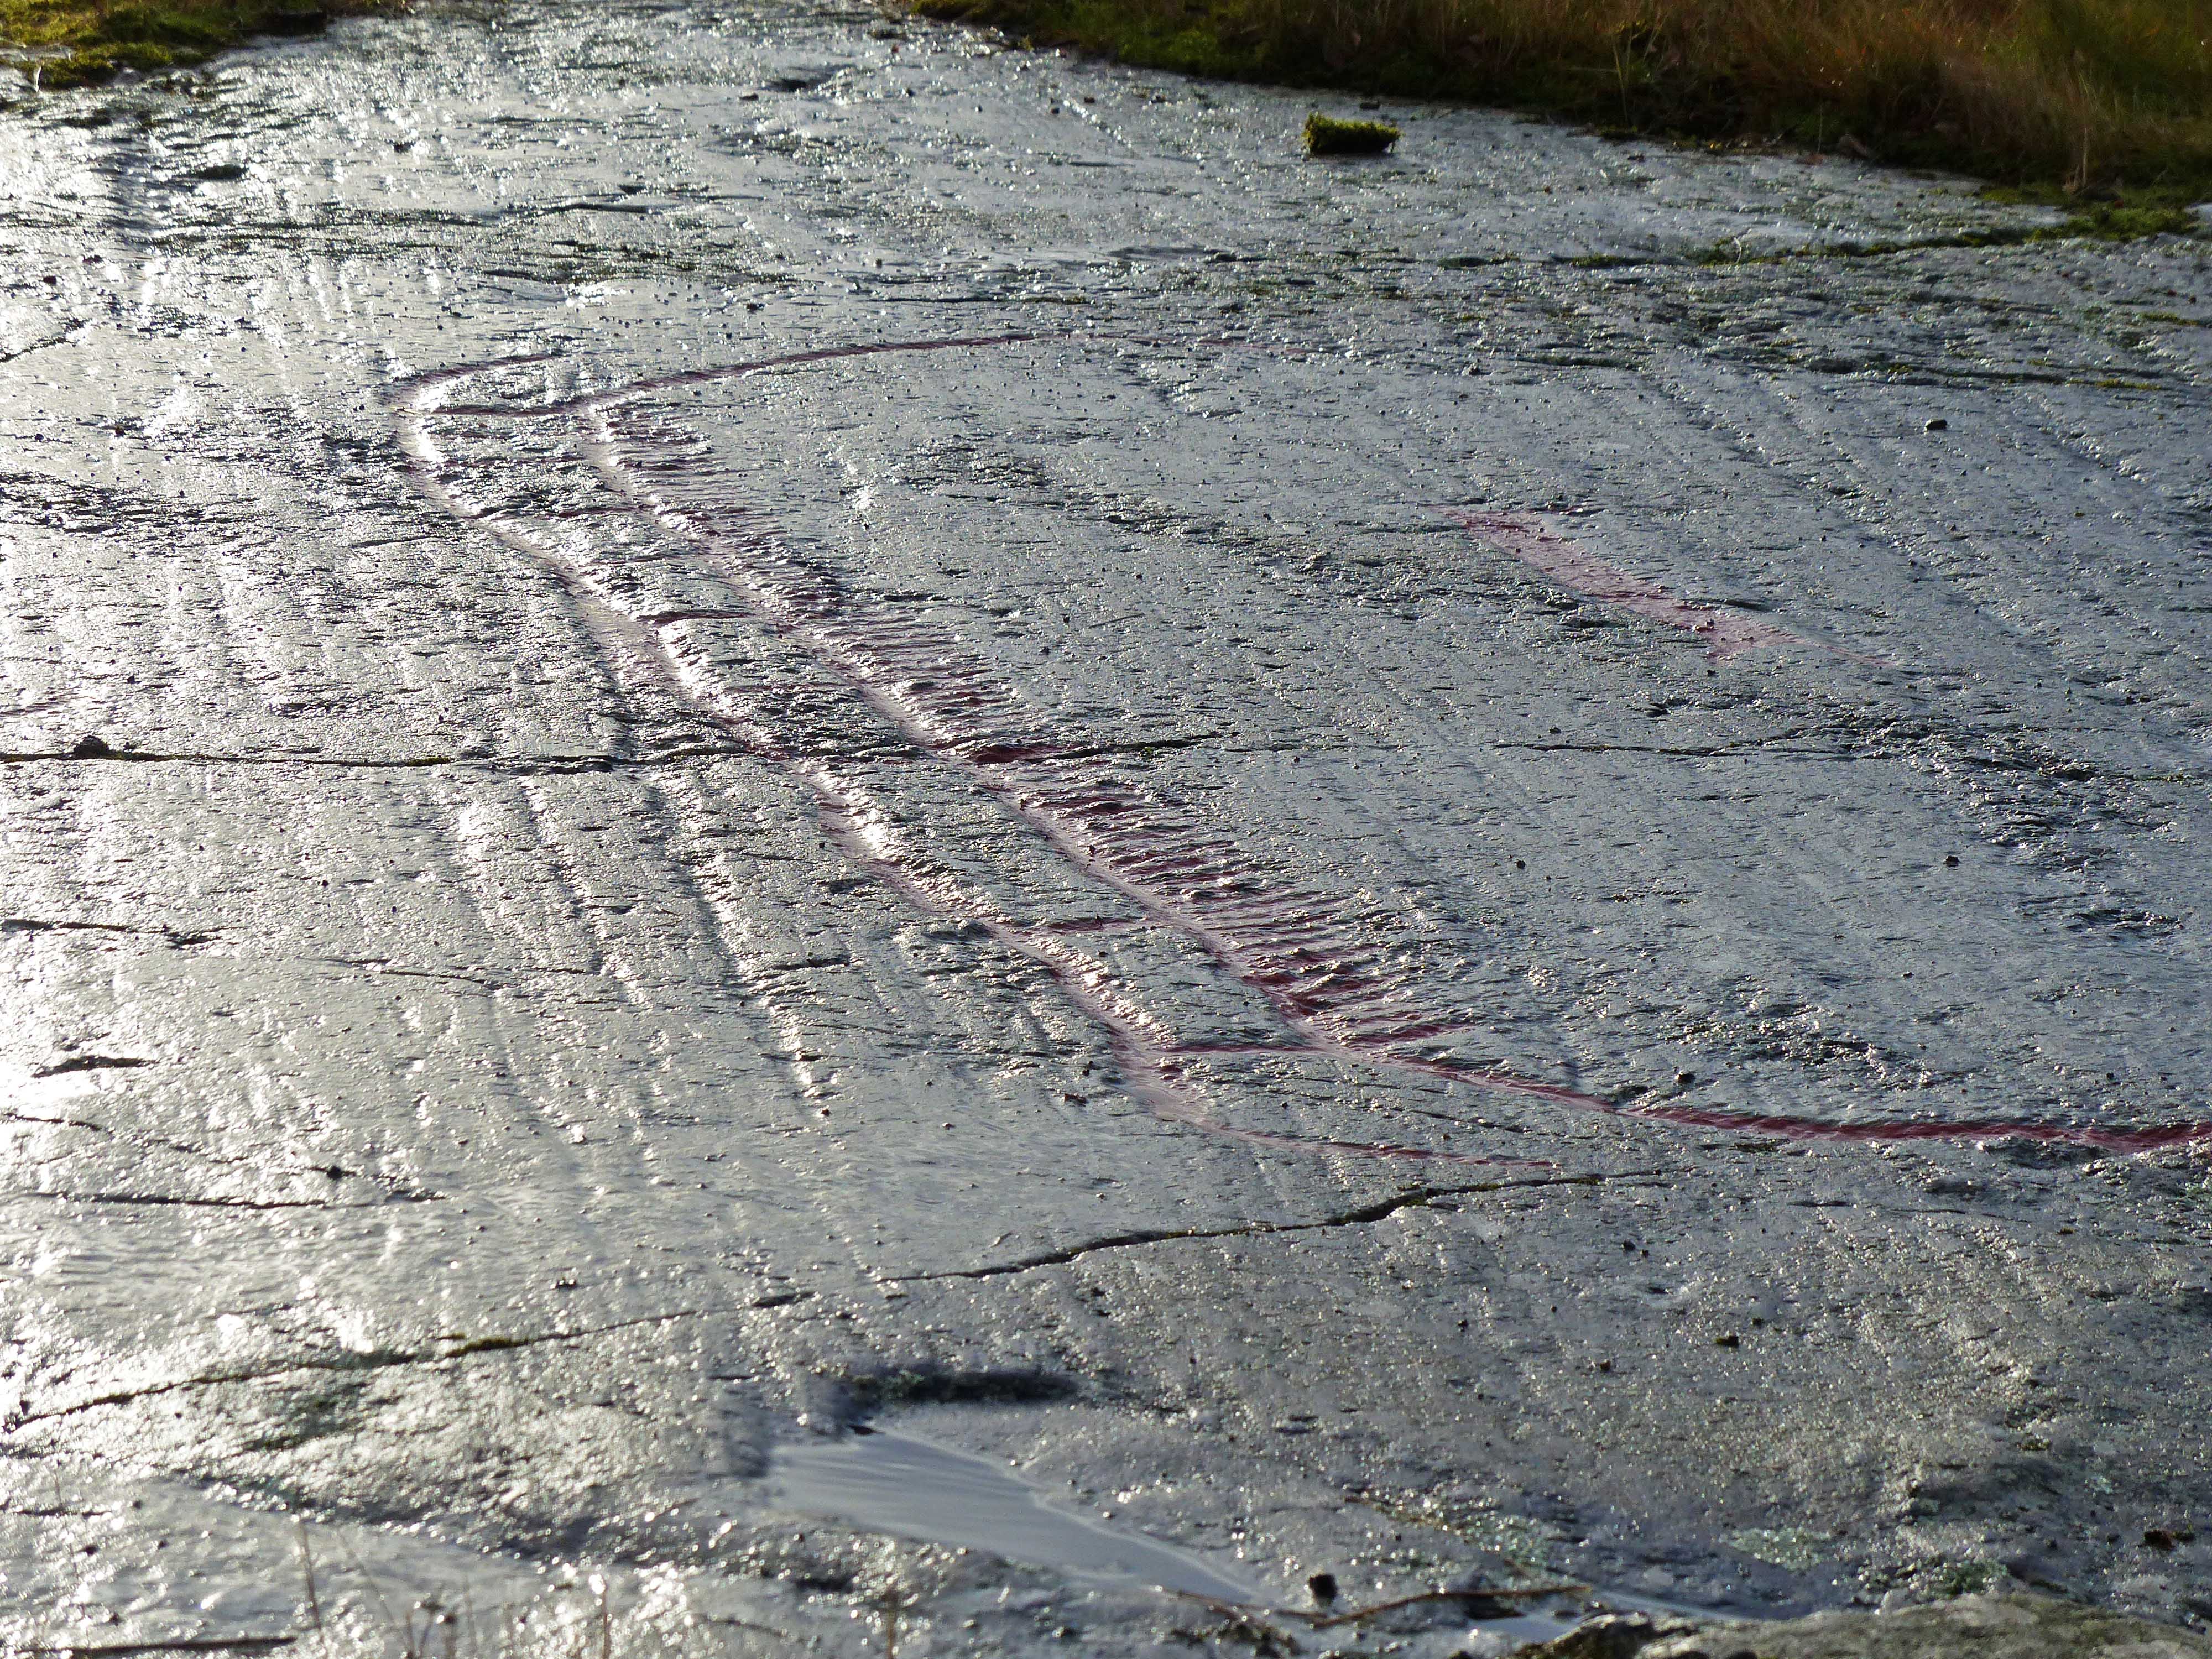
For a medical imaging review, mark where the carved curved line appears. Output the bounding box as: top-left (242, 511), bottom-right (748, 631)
top-left (402, 336), bottom-right (2210, 1157)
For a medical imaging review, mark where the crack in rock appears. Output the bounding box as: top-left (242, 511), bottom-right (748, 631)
top-left (7, 738), bottom-right (457, 768)
top-left (1494, 740), bottom-right (1856, 760)
top-left (2, 919), bottom-right (215, 947)
top-left (2, 1111), bottom-right (114, 1136)
top-left (18, 1640), bottom-right (294, 1656)
top-left (891, 1171), bottom-right (1671, 1281)
top-left (0, 322), bottom-right (80, 366)
top-left (0, 744), bottom-right (765, 775)
top-left (30, 1056), bottom-right (154, 1079)
top-left (2, 1191), bottom-right (343, 1211)
top-left (4, 1298), bottom-right (810, 1429)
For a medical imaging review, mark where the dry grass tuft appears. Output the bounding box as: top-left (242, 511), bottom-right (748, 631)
top-left (912, 0), bottom-right (2212, 200)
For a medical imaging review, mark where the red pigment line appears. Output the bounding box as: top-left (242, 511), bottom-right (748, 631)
top-left (809, 794), bottom-right (1543, 1171)
top-left (418, 339), bottom-right (2208, 1156)
top-left (400, 372), bottom-right (1522, 1170)
top-left (1448, 510), bottom-right (1805, 663)
top-left (583, 379), bottom-right (2212, 1154)
top-left (1282, 1044), bottom-right (2212, 1152)
top-left (575, 404), bottom-right (1587, 1147)
top-left (1621, 1096), bottom-right (2212, 1155)
top-left (587, 411), bottom-right (1530, 1082)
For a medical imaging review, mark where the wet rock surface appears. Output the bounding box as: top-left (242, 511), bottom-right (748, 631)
top-left (2, 2), bottom-right (2210, 1655)
top-left (1522, 1594), bottom-right (2212, 1657)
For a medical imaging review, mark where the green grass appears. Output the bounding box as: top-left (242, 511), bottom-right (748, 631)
top-left (1, 0), bottom-right (390, 86)
top-left (910, 0), bottom-right (2212, 202)
top-left (1653, 197), bottom-right (2198, 259)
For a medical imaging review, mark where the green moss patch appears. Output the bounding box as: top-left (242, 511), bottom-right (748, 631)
top-left (1304, 112), bottom-right (1400, 154)
top-left (2, 0), bottom-right (390, 87)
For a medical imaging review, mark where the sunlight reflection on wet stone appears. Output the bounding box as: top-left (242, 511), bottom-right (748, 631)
top-left (4, 0), bottom-right (2212, 1652)
top-left (770, 1427), bottom-right (1265, 1604)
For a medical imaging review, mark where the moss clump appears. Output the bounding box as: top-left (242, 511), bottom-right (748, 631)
top-left (1304, 111), bottom-right (1400, 154)
top-left (2051, 201), bottom-right (2199, 237)
top-left (2, 0), bottom-right (389, 87)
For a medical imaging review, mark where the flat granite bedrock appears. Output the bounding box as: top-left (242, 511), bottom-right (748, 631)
top-left (1, 4), bottom-right (2209, 1656)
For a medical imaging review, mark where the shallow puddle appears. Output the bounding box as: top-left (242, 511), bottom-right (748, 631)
top-left (768, 1427), bottom-right (1266, 1605)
